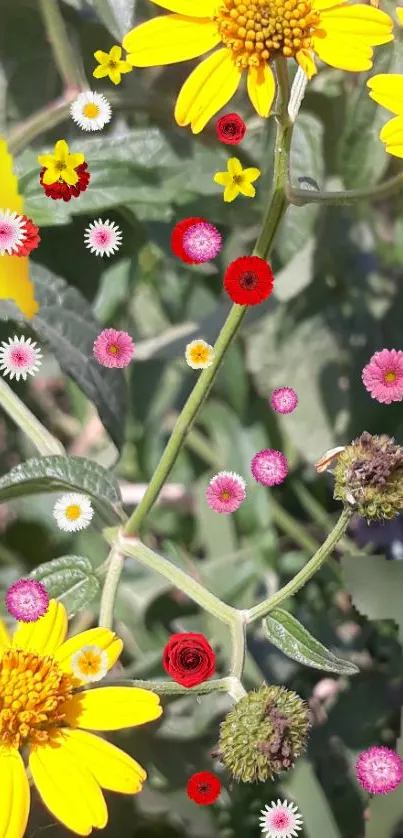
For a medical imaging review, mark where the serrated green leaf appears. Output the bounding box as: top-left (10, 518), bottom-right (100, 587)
top-left (29, 556), bottom-right (101, 617)
top-left (0, 455), bottom-right (124, 524)
top-left (263, 608), bottom-right (359, 674)
top-left (0, 264), bottom-right (127, 449)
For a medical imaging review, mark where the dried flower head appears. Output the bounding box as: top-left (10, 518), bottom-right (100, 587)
top-left (332, 431), bottom-right (403, 521)
top-left (217, 685), bottom-right (310, 783)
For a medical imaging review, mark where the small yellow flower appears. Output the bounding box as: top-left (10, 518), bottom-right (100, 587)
top-left (214, 157), bottom-right (261, 203)
top-left (71, 645), bottom-right (109, 683)
top-left (93, 45), bottom-right (132, 85)
top-left (185, 339), bottom-right (215, 369)
top-left (37, 139), bottom-right (84, 187)
top-left (367, 73), bottom-right (403, 157)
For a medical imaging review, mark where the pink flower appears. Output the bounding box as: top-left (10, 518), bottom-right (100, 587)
top-left (205, 471), bottom-right (246, 514)
top-left (93, 328), bottom-right (135, 368)
top-left (251, 449), bottom-right (288, 486)
top-left (259, 800), bottom-right (303, 838)
top-left (5, 578), bottom-right (49, 622)
top-left (355, 746), bottom-right (403, 795)
top-left (0, 336), bottom-right (42, 381)
top-left (362, 349), bottom-right (403, 404)
top-left (270, 387), bottom-right (298, 415)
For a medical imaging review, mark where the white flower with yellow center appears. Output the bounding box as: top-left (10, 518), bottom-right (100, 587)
top-left (52, 492), bottom-right (94, 532)
top-left (71, 645), bottom-right (109, 683)
top-left (185, 338), bottom-right (215, 369)
top-left (70, 90), bottom-right (112, 131)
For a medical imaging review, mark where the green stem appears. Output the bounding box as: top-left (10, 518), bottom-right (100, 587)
top-left (98, 546), bottom-right (125, 629)
top-left (0, 378), bottom-right (64, 455)
top-left (246, 507), bottom-right (351, 624)
top-left (111, 676), bottom-right (234, 695)
top-left (287, 171), bottom-right (403, 207)
top-left (7, 94), bottom-right (77, 156)
top-left (229, 612), bottom-right (247, 679)
top-left (38, 0), bottom-right (86, 90)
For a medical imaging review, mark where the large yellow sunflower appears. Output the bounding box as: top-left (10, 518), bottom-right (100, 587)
top-left (0, 599), bottom-right (162, 838)
top-left (122, 0), bottom-right (394, 133)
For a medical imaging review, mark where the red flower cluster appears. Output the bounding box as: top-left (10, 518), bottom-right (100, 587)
top-left (162, 632), bottom-right (216, 688)
top-left (14, 216), bottom-right (40, 257)
top-left (216, 113), bottom-right (246, 145)
top-left (39, 163), bottom-right (90, 201)
top-left (224, 255), bottom-right (274, 305)
top-left (187, 771), bottom-right (221, 805)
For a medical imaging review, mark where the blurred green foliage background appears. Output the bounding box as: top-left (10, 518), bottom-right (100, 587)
top-left (2, 0), bottom-right (403, 836)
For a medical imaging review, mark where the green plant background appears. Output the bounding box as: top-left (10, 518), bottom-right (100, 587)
top-left (1, 0), bottom-right (403, 836)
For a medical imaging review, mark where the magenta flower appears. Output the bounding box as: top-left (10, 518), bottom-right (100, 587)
top-left (362, 349), bottom-right (403, 404)
top-left (93, 328), bottom-right (135, 368)
top-left (5, 579), bottom-right (49, 622)
top-left (205, 471), bottom-right (246, 514)
top-left (270, 387), bottom-right (298, 415)
top-left (356, 746), bottom-right (403, 795)
top-left (251, 449), bottom-right (288, 487)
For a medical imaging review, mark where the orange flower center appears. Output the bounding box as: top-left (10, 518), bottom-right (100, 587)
top-left (0, 648), bottom-right (74, 749)
top-left (385, 371), bottom-right (397, 382)
top-left (221, 491), bottom-right (231, 500)
top-left (65, 504), bottom-right (81, 520)
top-left (215, 0), bottom-right (320, 69)
top-left (83, 103), bottom-right (100, 118)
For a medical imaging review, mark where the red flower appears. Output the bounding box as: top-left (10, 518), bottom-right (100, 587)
top-left (14, 216), bottom-right (40, 257)
top-left (171, 216), bottom-right (222, 264)
top-left (216, 113), bottom-right (246, 145)
top-left (162, 632), bottom-right (216, 688)
top-left (187, 771), bottom-right (221, 805)
top-left (224, 255), bottom-right (274, 305)
top-left (39, 162), bottom-right (90, 201)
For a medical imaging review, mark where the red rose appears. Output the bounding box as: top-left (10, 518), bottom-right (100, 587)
top-left (216, 113), bottom-right (246, 145)
top-left (162, 632), bottom-right (216, 688)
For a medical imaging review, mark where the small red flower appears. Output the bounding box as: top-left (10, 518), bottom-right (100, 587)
top-left (187, 771), bottom-right (221, 805)
top-left (39, 162), bottom-right (90, 201)
top-left (171, 216), bottom-right (222, 264)
top-left (162, 632), bottom-right (216, 688)
top-left (223, 255), bottom-right (274, 305)
top-left (14, 216), bottom-right (41, 256)
top-left (216, 113), bottom-right (246, 145)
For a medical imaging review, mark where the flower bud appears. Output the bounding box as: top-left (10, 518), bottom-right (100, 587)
top-left (332, 431), bottom-right (403, 521)
top-left (217, 685), bottom-right (310, 783)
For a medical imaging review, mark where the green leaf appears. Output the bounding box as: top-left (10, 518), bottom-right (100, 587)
top-left (29, 556), bottom-right (101, 617)
top-left (0, 264), bottom-right (127, 449)
top-left (87, 0), bottom-right (136, 40)
top-left (263, 608), bottom-right (359, 674)
top-left (0, 455), bottom-right (124, 524)
top-left (341, 554), bottom-right (403, 642)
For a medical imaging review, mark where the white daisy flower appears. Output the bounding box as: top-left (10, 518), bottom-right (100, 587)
top-left (71, 645), bottom-right (109, 683)
top-left (0, 209), bottom-right (26, 255)
top-left (84, 218), bottom-right (122, 257)
top-left (53, 493), bottom-right (94, 532)
top-left (0, 336), bottom-right (42, 381)
top-left (70, 90), bottom-right (112, 131)
top-left (259, 800), bottom-right (303, 838)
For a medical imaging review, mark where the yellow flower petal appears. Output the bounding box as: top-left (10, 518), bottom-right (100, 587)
top-left (94, 50), bottom-right (111, 64)
top-left (56, 729), bottom-right (147, 794)
top-left (312, 34), bottom-right (373, 71)
top-left (320, 4), bottom-right (393, 44)
top-left (54, 139), bottom-right (69, 160)
top-left (68, 152), bottom-right (85, 169)
top-left (379, 114), bottom-right (403, 157)
top-left (227, 157), bottom-right (242, 177)
top-left (223, 183), bottom-right (240, 202)
top-left (60, 167), bottom-right (79, 186)
top-left (149, 0), bottom-right (218, 15)
top-left (29, 742), bottom-right (107, 836)
top-left (0, 618), bottom-right (11, 654)
top-left (42, 166), bottom-right (61, 185)
top-left (175, 48), bottom-right (242, 132)
top-left (0, 748), bottom-right (30, 838)
top-left (118, 61), bottom-right (132, 73)
top-left (109, 68), bottom-right (122, 84)
top-left (213, 171), bottom-right (232, 185)
top-left (242, 166), bottom-right (261, 183)
top-left (124, 16), bottom-right (220, 66)
top-left (296, 48), bottom-right (317, 78)
top-left (37, 153), bottom-right (56, 168)
top-left (110, 45), bottom-right (122, 61)
top-left (12, 599), bottom-right (67, 655)
top-left (367, 73), bottom-right (403, 115)
top-left (0, 139), bottom-right (23, 214)
top-left (93, 64), bottom-right (109, 78)
top-left (247, 63), bottom-right (276, 118)
top-left (64, 686), bottom-right (162, 731)
top-left (238, 181), bottom-right (256, 197)
top-left (313, 0), bottom-right (349, 9)
top-left (54, 628), bottom-right (123, 683)
top-left (397, 7), bottom-right (403, 26)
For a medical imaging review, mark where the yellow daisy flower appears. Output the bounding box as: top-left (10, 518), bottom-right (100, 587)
top-left (214, 157), bottom-right (261, 202)
top-left (0, 137), bottom-right (38, 319)
top-left (367, 73), bottom-right (403, 157)
top-left (93, 45), bottom-right (132, 84)
top-left (122, 0), bottom-right (393, 134)
top-left (37, 139), bottom-right (85, 187)
top-left (0, 599), bottom-right (161, 838)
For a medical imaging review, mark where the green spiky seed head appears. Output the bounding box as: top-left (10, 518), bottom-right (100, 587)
top-left (333, 431), bottom-right (403, 521)
top-left (217, 685), bottom-right (310, 783)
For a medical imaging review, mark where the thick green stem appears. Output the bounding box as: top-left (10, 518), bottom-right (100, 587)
top-left (287, 171), bottom-right (403, 207)
top-left (7, 94), bottom-right (78, 156)
top-left (98, 546), bottom-right (125, 629)
top-left (229, 612), bottom-right (247, 679)
top-left (245, 508), bottom-right (351, 624)
top-left (38, 0), bottom-right (86, 90)
top-left (0, 378), bottom-right (64, 455)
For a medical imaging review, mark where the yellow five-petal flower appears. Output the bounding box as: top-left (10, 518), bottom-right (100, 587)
top-left (93, 45), bottom-right (132, 84)
top-left (37, 139), bottom-right (84, 187)
top-left (214, 157), bottom-right (261, 203)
